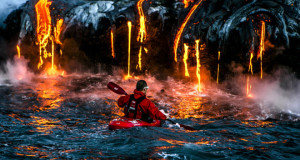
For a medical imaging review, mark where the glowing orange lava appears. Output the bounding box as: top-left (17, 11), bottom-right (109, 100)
top-left (127, 21), bottom-right (132, 79)
top-left (195, 39), bottom-right (201, 92)
top-left (35, 0), bottom-right (52, 69)
top-left (137, 0), bottom-right (147, 43)
top-left (174, 0), bottom-right (203, 62)
top-left (249, 52), bottom-right (254, 75)
top-left (217, 51), bottom-right (220, 84)
top-left (138, 46), bottom-right (142, 70)
top-left (247, 52), bottom-right (254, 97)
top-left (183, 0), bottom-right (193, 8)
top-left (16, 45), bottom-right (21, 58)
top-left (110, 28), bottom-right (115, 58)
top-left (51, 37), bottom-right (54, 70)
top-left (258, 21), bottom-right (265, 79)
top-left (183, 43), bottom-right (190, 77)
top-left (54, 19), bottom-right (63, 45)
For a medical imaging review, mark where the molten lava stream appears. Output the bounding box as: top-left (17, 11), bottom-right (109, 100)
top-left (183, 43), bottom-right (190, 77)
top-left (137, 0), bottom-right (146, 43)
top-left (259, 21), bottom-right (265, 79)
top-left (174, 0), bottom-right (203, 62)
top-left (16, 45), bottom-right (21, 58)
top-left (35, 0), bottom-right (52, 69)
top-left (217, 51), bottom-right (220, 84)
top-left (246, 52), bottom-right (254, 97)
top-left (126, 21), bottom-right (132, 79)
top-left (138, 46), bottom-right (142, 70)
top-left (111, 28), bottom-right (115, 58)
top-left (54, 19), bottom-right (63, 45)
top-left (195, 40), bottom-right (201, 92)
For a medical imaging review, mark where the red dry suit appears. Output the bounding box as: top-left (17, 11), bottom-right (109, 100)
top-left (117, 89), bottom-right (166, 121)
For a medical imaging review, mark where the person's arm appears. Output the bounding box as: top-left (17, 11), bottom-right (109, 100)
top-left (117, 95), bottom-right (128, 108)
top-left (147, 101), bottom-right (167, 120)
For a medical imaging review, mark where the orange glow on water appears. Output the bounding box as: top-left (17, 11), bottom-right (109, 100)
top-left (127, 21), bottom-right (132, 78)
top-left (110, 28), bottom-right (115, 58)
top-left (16, 45), bottom-right (21, 58)
top-left (183, 43), bottom-right (190, 77)
top-left (259, 21), bottom-right (265, 79)
top-left (137, 0), bottom-right (147, 43)
top-left (174, 0), bottom-right (203, 62)
top-left (54, 19), bottom-right (63, 45)
top-left (195, 40), bottom-right (201, 92)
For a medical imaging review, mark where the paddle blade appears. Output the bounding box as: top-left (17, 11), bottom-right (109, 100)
top-left (107, 82), bottom-right (128, 95)
top-left (167, 119), bottom-right (196, 131)
top-left (179, 124), bottom-right (196, 131)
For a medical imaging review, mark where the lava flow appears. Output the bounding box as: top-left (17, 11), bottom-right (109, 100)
top-left (183, 43), bottom-right (190, 77)
top-left (16, 45), bottom-right (21, 58)
top-left (138, 46), bottom-right (142, 70)
top-left (258, 21), bottom-right (266, 79)
top-left (217, 51), bottom-right (220, 84)
top-left (246, 52), bottom-right (254, 97)
top-left (137, 0), bottom-right (147, 43)
top-left (183, 0), bottom-right (194, 8)
top-left (174, 0), bottom-right (203, 62)
top-left (137, 0), bottom-right (147, 70)
top-left (54, 19), bottom-right (63, 45)
top-left (35, 0), bottom-right (52, 69)
top-left (126, 21), bottom-right (132, 79)
top-left (195, 39), bottom-right (201, 92)
top-left (111, 28), bottom-right (115, 58)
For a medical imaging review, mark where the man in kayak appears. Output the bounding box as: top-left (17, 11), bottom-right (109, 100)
top-left (118, 80), bottom-right (168, 122)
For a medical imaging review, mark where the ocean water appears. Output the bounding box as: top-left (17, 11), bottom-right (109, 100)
top-left (0, 74), bottom-right (299, 159)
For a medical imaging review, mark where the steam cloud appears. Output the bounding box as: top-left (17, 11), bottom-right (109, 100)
top-left (251, 69), bottom-right (300, 116)
top-left (0, 0), bottom-right (27, 27)
top-left (0, 56), bottom-right (33, 84)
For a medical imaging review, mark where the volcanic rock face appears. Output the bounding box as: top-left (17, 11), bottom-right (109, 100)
top-left (1, 0), bottom-right (300, 77)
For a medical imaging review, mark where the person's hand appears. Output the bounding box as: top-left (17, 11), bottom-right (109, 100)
top-left (160, 109), bottom-right (169, 119)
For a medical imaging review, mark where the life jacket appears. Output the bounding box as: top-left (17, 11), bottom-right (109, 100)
top-left (125, 94), bottom-right (153, 123)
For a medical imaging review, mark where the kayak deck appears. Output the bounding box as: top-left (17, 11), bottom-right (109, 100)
top-left (109, 117), bottom-right (161, 130)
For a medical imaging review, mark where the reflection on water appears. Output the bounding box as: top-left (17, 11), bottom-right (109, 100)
top-left (0, 74), bottom-right (299, 159)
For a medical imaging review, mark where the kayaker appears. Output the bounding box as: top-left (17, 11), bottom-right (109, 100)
top-left (117, 80), bottom-right (168, 122)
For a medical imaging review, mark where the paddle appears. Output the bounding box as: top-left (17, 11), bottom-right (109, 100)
top-left (107, 82), bottom-right (196, 131)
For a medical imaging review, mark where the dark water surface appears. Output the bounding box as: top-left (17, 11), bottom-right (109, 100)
top-left (0, 74), bottom-right (299, 159)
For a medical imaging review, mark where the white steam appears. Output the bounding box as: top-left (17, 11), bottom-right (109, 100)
top-left (0, 56), bottom-right (33, 84)
top-left (0, 0), bottom-right (27, 26)
top-left (251, 69), bottom-right (300, 116)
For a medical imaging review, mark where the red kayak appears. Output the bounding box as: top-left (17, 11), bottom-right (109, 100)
top-left (109, 117), bottom-right (161, 130)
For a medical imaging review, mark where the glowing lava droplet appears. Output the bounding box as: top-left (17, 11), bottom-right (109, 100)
top-left (16, 45), bottom-right (21, 58)
top-left (126, 21), bottom-right (132, 79)
top-left (183, 43), bottom-right (190, 77)
top-left (111, 28), bottom-right (115, 58)
top-left (259, 21), bottom-right (265, 79)
top-left (195, 40), bottom-right (201, 92)
top-left (174, 0), bottom-right (203, 62)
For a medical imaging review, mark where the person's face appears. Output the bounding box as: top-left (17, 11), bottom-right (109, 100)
top-left (143, 88), bottom-right (148, 94)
